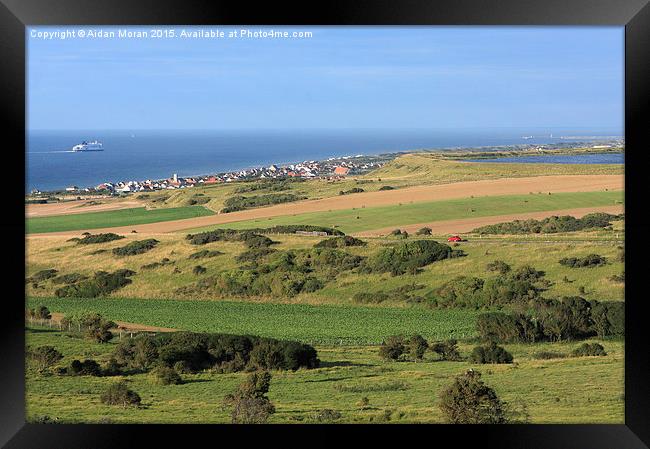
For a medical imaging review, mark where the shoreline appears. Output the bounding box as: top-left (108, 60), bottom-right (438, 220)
top-left (27, 140), bottom-right (623, 197)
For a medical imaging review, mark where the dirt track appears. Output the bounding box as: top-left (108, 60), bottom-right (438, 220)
top-left (30, 174), bottom-right (623, 236)
top-left (355, 205), bottom-right (625, 237)
top-left (26, 199), bottom-right (143, 218)
top-left (48, 312), bottom-right (176, 333)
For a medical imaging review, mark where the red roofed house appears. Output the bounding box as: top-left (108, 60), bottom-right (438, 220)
top-left (334, 166), bottom-right (350, 176)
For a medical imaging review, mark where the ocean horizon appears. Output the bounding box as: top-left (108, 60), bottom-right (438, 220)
top-left (26, 128), bottom-right (622, 192)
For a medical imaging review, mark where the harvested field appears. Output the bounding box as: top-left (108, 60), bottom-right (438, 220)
top-left (26, 199), bottom-right (143, 218)
top-left (29, 175), bottom-right (623, 236)
top-left (356, 204), bottom-right (625, 237)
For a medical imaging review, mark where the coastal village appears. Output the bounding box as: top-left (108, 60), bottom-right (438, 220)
top-left (31, 156), bottom-right (385, 196)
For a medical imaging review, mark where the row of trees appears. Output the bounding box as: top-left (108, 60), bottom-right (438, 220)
top-left (476, 297), bottom-right (624, 343)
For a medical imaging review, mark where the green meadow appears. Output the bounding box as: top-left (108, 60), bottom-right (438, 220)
top-left (25, 326), bottom-right (624, 424)
top-left (26, 206), bottom-right (214, 234)
top-left (186, 190), bottom-right (623, 234)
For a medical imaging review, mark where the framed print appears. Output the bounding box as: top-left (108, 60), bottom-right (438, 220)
top-left (1, 0), bottom-right (649, 447)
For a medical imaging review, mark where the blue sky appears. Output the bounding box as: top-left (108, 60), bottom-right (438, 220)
top-left (27, 26), bottom-right (623, 131)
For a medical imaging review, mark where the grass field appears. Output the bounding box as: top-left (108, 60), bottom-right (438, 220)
top-left (26, 206), bottom-right (214, 234)
top-left (26, 229), bottom-right (624, 303)
top-left (365, 154), bottom-right (623, 183)
top-left (25, 297), bottom-right (481, 344)
top-left (185, 190), bottom-right (623, 235)
top-left (25, 325), bottom-right (624, 424)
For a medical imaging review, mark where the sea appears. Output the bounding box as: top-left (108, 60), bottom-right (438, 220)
top-left (26, 128), bottom-right (623, 192)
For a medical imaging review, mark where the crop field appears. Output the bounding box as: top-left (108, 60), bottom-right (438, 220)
top-left (25, 297), bottom-right (481, 344)
top-left (25, 325), bottom-right (624, 424)
top-left (186, 190), bottom-right (623, 235)
top-left (26, 206), bottom-right (214, 234)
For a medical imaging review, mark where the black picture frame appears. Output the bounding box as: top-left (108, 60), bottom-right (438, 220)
top-left (2, 0), bottom-right (648, 447)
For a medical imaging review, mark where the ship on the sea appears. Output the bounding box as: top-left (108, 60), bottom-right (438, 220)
top-left (71, 140), bottom-right (103, 152)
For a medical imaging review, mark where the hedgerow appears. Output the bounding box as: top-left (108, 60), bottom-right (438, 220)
top-left (472, 212), bottom-right (623, 234)
top-left (314, 236), bottom-right (366, 248)
top-left (221, 193), bottom-right (306, 213)
top-left (559, 254), bottom-right (607, 268)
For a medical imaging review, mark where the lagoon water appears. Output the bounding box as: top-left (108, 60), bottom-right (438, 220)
top-left (464, 153), bottom-right (624, 165)
top-left (26, 128), bottom-right (622, 192)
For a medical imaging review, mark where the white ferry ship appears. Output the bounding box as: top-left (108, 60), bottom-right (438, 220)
top-left (71, 140), bottom-right (103, 152)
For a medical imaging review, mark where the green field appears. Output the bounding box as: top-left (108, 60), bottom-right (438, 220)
top-left (186, 190), bottom-right (623, 234)
top-left (25, 297), bottom-right (480, 344)
top-left (26, 206), bottom-right (214, 234)
top-left (25, 325), bottom-right (624, 424)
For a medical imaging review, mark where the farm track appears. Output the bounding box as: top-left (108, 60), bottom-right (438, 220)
top-left (28, 174), bottom-right (623, 236)
top-left (47, 312), bottom-right (176, 333)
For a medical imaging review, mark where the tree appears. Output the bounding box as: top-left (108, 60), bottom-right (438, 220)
top-left (416, 227), bottom-right (432, 236)
top-left (439, 369), bottom-right (507, 424)
top-left (431, 339), bottom-right (462, 361)
top-left (486, 260), bottom-right (511, 274)
top-left (405, 334), bottom-right (429, 361)
top-left (81, 313), bottom-right (117, 343)
top-left (470, 342), bottom-right (513, 364)
top-left (379, 335), bottom-right (405, 361)
top-left (27, 346), bottom-right (63, 373)
top-left (224, 371), bottom-right (276, 424)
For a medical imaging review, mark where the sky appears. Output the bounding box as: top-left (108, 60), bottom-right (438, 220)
top-left (27, 26), bottom-right (624, 131)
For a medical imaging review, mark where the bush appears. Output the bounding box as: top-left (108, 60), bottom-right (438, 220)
top-left (189, 249), bottom-right (223, 260)
top-left (363, 240), bottom-right (462, 276)
top-left (470, 342), bottom-right (513, 364)
top-left (67, 359), bottom-right (102, 376)
top-left (378, 185), bottom-right (395, 191)
top-left (415, 227), bottom-right (432, 236)
top-left (559, 254), bottom-right (607, 268)
top-left (431, 339), bottom-right (462, 361)
top-left (141, 258), bottom-right (174, 270)
top-left (339, 187), bottom-right (364, 195)
top-left (55, 269), bottom-right (136, 298)
top-left (151, 366), bottom-right (183, 385)
top-left (100, 381), bottom-right (141, 407)
top-left (405, 334), bottom-right (429, 361)
top-left (475, 312), bottom-right (540, 343)
top-left (112, 332), bottom-right (319, 374)
top-left (51, 273), bottom-right (88, 284)
top-left (76, 233), bottom-right (124, 244)
top-left (27, 269), bottom-right (58, 283)
top-left (312, 409), bottom-right (342, 422)
top-left (486, 260), bottom-right (511, 274)
top-left (379, 335), bottom-right (405, 361)
top-left (439, 370), bottom-right (506, 424)
top-left (314, 236), bottom-right (366, 248)
top-left (224, 371), bottom-right (275, 424)
top-left (192, 265), bottom-right (207, 275)
top-left (112, 239), bottom-right (159, 256)
top-left (572, 343), bottom-right (607, 357)
top-left (27, 346), bottom-right (63, 372)
top-left (221, 193), bottom-right (305, 213)
top-left (26, 305), bottom-right (51, 320)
